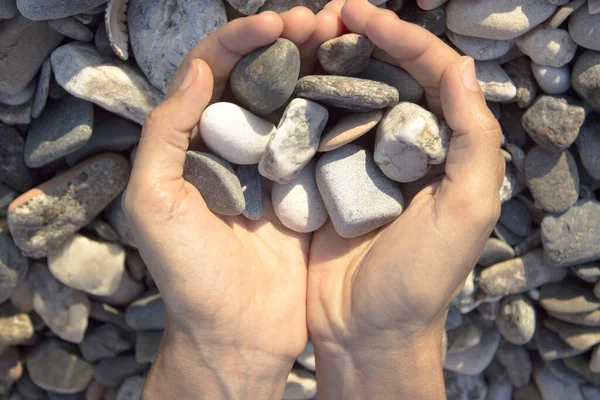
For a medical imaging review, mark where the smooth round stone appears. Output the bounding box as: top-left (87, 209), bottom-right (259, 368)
top-left (128, 0), bottom-right (226, 93)
top-left (88, 302), bottom-right (128, 330)
top-left (569, 6), bottom-right (600, 50)
top-left (533, 363), bottom-right (586, 400)
top-left (496, 294), bottom-right (536, 345)
top-left (445, 371), bottom-right (487, 400)
top-left (271, 160), bottom-right (327, 233)
top-left (231, 39), bottom-right (300, 116)
top-left (545, 317), bottom-right (600, 350)
top-left (16, 0), bottom-right (108, 20)
top-left (444, 326), bottom-right (501, 375)
top-left (479, 250), bottom-right (567, 296)
top-left (582, 385), bottom-right (600, 400)
top-left (399, 1), bottom-right (446, 36)
top-left (316, 144), bottom-right (404, 238)
top-left (545, 358), bottom-right (587, 385)
top-left (496, 341), bottom-right (532, 388)
top-left (296, 341), bottom-right (315, 372)
top-left (499, 198), bottom-right (532, 237)
top-left (319, 110), bottom-right (383, 152)
top-left (447, 30), bottom-right (514, 61)
top-left (515, 27), bottom-right (577, 67)
top-left (446, 315), bottom-right (482, 353)
top-left (93, 356), bottom-right (147, 388)
top-left (295, 75), bottom-right (399, 112)
top-left (356, 59), bottom-right (424, 103)
top-left (93, 270), bottom-right (144, 307)
top-left (25, 95), bottom-right (94, 168)
top-left (283, 369), bottom-right (316, 400)
top-left (236, 165), bottom-right (262, 221)
top-left (48, 234), bottom-right (126, 297)
top-left (125, 291), bottom-right (166, 331)
top-left (537, 327), bottom-right (588, 361)
top-left (572, 50), bottom-right (600, 112)
top-left (0, 123), bottom-right (36, 192)
top-left (540, 281), bottom-right (600, 314)
top-left (79, 324), bottom-right (131, 363)
top-left (0, 80), bottom-right (35, 106)
top-left (531, 63), bottom-right (570, 95)
top-left (16, 372), bottom-right (47, 400)
top-left (522, 95), bottom-right (585, 152)
top-left (104, 194), bottom-right (136, 248)
top-left (135, 330), bottom-right (162, 364)
top-left (115, 375), bottom-right (144, 400)
top-left (475, 61), bottom-right (517, 102)
top-left (503, 57), bottom-right (538, 109)
top-left (375, 102), bottom-right (450, 183)
top-left (0, 232), bottom-right (28, 303)
top-left (200, 102), bottom-right (275, 165)
top-left (0, 0), bottom-right (17, 18)
top-left (7, 154), bottom-right (130, 258)
top-left (577, 114), bottom-right (600, 180)
top-left (542, 200), bottom-right (600, 267)
top-left (259, 98), bottom-right (328, 184)
top-left (31, 58), bottom-right (52, 119)
top-left (0, 304), bottom-right (33, 346)
top-left (27, 339), bottom-right (93, 394)
top-left (524, 147), bottom-right (579, 213)
top-left (183, 151), bottom-right (245, 216)
top-left (225, 0), bottom-right (265, 15)
top-left (47, 17), bottom-right (94, 42)
top-left (573, 262), bottom-right (600, 284)
top-left (494, 221), bottom-right (523, 246)
top-left (317, 33), bottom-right (374, 76)
top-left (478, 238), bottom-right (515, 267)
top-left (446, 0), bottom-right (557, 40)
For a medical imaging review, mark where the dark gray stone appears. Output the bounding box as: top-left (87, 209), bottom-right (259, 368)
top-left (259, 0), bottom-right (327, 13)
top-left (504, 57), bottom-right (538, 109)
top-left (16, 372), bottom-right (46, 400)
top-left (236, 165), bottom-right (262, 221)
top-left (478, 238), bottom-right (515, 267)
top-left (0, 232), bottom-right (28, 303)
top-left (446, 306), bottom-right (464, 331)
top-left (522, 95), bottom-right (586, 151)
top-left (573, 262), bottom-right (600, 284)
top-left (524, 146), bottom-right (579, 213)
top-left (231, 39), bottom-right (300, 116)
top-left (545, 317), bottom-right (600, 350)
top-left (445, 371), bottom-right (487, 400)
top-left (540, 280), bottom-right (600, 314)
top-left (494, 222), bottom-right (523, 246)
top-left (183, 151), bottom-right (245, 216)
top-left (89, 301), bottom-right (129, 331)
top-left (0, 184), bottom-right (16, 216)
top-left (545, 358), bottom-right (587, 384)
top-left (94, 22), bottom-right (114, 58)
top-left (537, 326), bottom-right (588, 361)
top-left (572, 51), bottom-right (600, 112)
top-left (104, 194), bottom-right (136, 248)
top-left (0, 0), bottom-right (17, 18)
top-left (500, 198), bottom-right (532, 237)
top-left (93, 356), bottom-right (147, 388)
top-left (295, 76), bottom-right (399, 112)
top-left (16, 0), bottom-right (108, 20)
top-left (317, 34), bottom-right (374, 76)
top-left (496, 340), bottom-right (532, 388)
top-left (25, 95), bottom-right (94, 168)
top-left (576, 114), bottom-right (600, 181)
top-left (356, 59), bottom-right (424, 103)
top-left (135, 330), bottom-right (162, 364)
top-left (125, 291), bottom-right (166, 331)
top-left (542, 200), bottom-right (600, 267)
top-left (499, 103), bottom-right (526, 147)
top-left (563, 355), bottom-right (600, 385)
top-left (47, 17), bottom-right (94, 42)
top-left (31, 58), bottom-right (52, 119)
top-left (399, 1), bottom-right (446, 36)
top-left (78, 324), bottom-right (132, 363)
top-left (226, 0), bottom-right (265, 15)
top-left (0, 123), bottom-right (36, 192)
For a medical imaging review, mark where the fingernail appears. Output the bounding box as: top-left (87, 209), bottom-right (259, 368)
top-left (460, 58), bottom-right (481, 92)
top-left (178, 61), bottom-right (197, 91)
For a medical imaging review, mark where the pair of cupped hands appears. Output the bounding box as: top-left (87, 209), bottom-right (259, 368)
top-left (122, 0), bottom-right (505, 398)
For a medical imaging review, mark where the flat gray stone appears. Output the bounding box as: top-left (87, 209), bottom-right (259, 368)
top-left (479, 250), bottom-right (567, 296)
top-left (317, 34), bottom-right (374, 76)
top-left (0, 123), bottom-right (36, 192)
top-left (259, 98), bottom-right (328, 184)
top-left (128, 0), bottom-right (226, 93)
top-left (51, 42), bottom-right (163, 125)
top-left (532, 63), bottom-right (571, 95)
top-left (0, 15), bottom-right (63, 95)
top-left (0, 233), bottom-right (28, 304)
top-left (88, 301), bottom-right (129, 331)
top-left (447, 30), bottom-right (514, 61)
top-left (499, 198), bottom-right (532, 237)
top-left (236, 165), bottom-right (262, 221)
top-left (79, 323), bottom-right (131, 363)
top-left (444, 325), bottom-right (501, 375)
top-left (475, 61), bottom-right (517, 102)
top-left (563, 355), bottom-right (600, 385)
top-left (514, 383), bottom-right (542, 400)
top-left (356, 59), bottom-right (424, 103)
top-left (537, 327), bottom-right (588, 360)
top-left (0, 184), bottom-right (16, 216)
top-left (496, 294), bottom-right (536, 345)
top-left (135, 330), bottom-right (162, 364)
top-left (446, 306), bottom-right (464, 330)
top-left (7, 154), bottom-right (130, 258)
top-left (225, 0), bottom-right (265, 15)
top-left (572, 51), bottom-right (600, 112)
top-left (545, 358), bottom-right (587, 384)
top-left (540, 280), bottom-right (600, 314)
top-left (259, 0), bottom-right (327, 13)
top-left (183, 151), bottom-right (245, 216)
top-left (316, 144), bottom-right (404, 238)
top-left (573, 262), bottom-right (600, 284)
top-left (516, 27), bottom-right (577, 67)
top-left (16, 372), bottom-right (47, 400)
top-left (47, 17), bottom-right (94, 42)
top-left (496, 340), bottom-right (532, 388)
top-left (524, 146), bottom-right (579, 213)
top-left (125, 291), bottom-right (166, 331)
top-left (93, 356), bottom-right (147, 388)
top-left (569, 6), bottom-right (600, 51)
top-left (504, 57), bottom-right (538, 109)
top-left (25, 95), bottom-right (94, 168)
top-left (27, 339), bottom-right (93, 394)
top-left (16, 0), bottom-right (108, 20)
top-left (446, 315), bottom-right (482, 353)
top-left (445, 371), bottom-right (487, 400)
top-left (104, 193), bottom-right (136, 248)
top-left (295, 75), bottom-right (399, 112)
top-left (576, 114), bottom-right (600, 181)
top-left (31, 58), bottom-right (52, 119)
top-left (582, 385), bottom-right (600, 400)
top-left (231, 39), bottom-right (300, 116)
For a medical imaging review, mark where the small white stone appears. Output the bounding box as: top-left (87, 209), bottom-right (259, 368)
top-left (200, 102), bottom-right (275, 165)
top-left (283, 369), bottom-right (316, 400)
top-left (447, 30), bottom-right (514, 61)
top-left (515, 27), bottom-right (577, 67)
top-left (272, 160), bottom-right (328, 233)
top-left (375, 102), bottom-right (450, 183)
top-left (296, 341), bottom-right (315, 371)
top-left (259, 98), bottom-right (328, 184)
top-left (475, 61), bottom-right (517, 102)
top-left (48, 234), bottom-right (126, 296)
top-left (531, 62), bottom-right (571, 95)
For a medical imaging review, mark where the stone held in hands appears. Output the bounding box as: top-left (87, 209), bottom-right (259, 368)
top-left (230, 38), bottom-right (300, 116)
top-left (317, 33), bottom-right (374, 76)
top-left (356, 59), bottom-right (424, 103)
top-left (259, 98), bottom-right (328, 184)
top-left (319, 110), bottom-right (383, 152)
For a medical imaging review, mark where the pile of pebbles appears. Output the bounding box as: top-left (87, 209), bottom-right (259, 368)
top-left (0, 0), bottom-right (599, 399)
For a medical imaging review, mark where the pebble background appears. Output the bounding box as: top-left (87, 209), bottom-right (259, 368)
top-left (0, 0), bottom-right (599, 399)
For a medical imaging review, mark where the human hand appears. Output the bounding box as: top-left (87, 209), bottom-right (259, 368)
top-left (122, 7), bottom-right (344, 399)
top-left (306, 1), bottom-right (505, 398)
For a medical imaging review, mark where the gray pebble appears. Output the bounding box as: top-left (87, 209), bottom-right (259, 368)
top-left (444, 325), bottom-right (501, 375)
top-left (515, 27), bottom-right (577, 67)
top-left (496, 340), bottom-right (532, 387)
top-left (576, 114), bottom-right (600, 181)
top-left (569, 6), bottom-right (600, 51)
top-left (295, 75), bottom-right (399, 112)
top-left (47, 17), bottom-right (94, 42)
top-left (545, 357), bottom-right (587, 384)
top-left (104, 194), bottom-right (136, 248)
top-left (545, 317), bottom-right (600, 350)
top-left (236, 165), bottom-right (262, 221)
top-left (25, 95), bottom-right (94, 168)
top-left (445, 371), bottom-right (487, 400)
top-left (0, 232), bottom-right (28, 303)
top-left (504, 57), bottom-right (538, 109)
top-left (226, 0), bottom-right (265, 15)
top-left (78, 324), bottom-right (131, 363)
top-left (231, 39), bottom-right (300, 116)
top-left (93, 356), bottom-right (147, 388)
top-left (125, 291), bottom-right (166, 331)
top-left (542, 200), bottom-right (600, 267)
top-left (317, 34), bottom-right (374, 76)
top-left (183, 151), bottom-right (245, 216)
top-left (16, 0), bottom-right (108, 20)
top-left (0, 79), bottom-right (35, 106)
top-left (399, 1), bottom-right (445, 36)
top-left (356, 59), bottom-right (424, 103)
top-left (573, 262), bottom-right (600, 284)
top-left (0, 0), bottom-right (17, 18)
top-left (537, 327), bottom-right (588, 361)
top-left (475, 61), bottom-right (517, 102)
top-left (496, 294), bottom-right (536, 345)
top-left (94, 23), bottom-right (114, 58)
top-left (532, 63), bottom-right (571, 95)
top-left (31, 58), bottom-right (52, 119)
top-left (259, 0), bottom-right (327, 13)
top-left (572, 50), bottom-right (600, 112)
top-left (316, 144), bottom-right (404, 238)
top-left (0, 123), bottom-right (36, 192)
top-left (135, 330), bottom-right (162, 364)
top-left (540, 280), bottom-right (600, 314)
top-left (533, 361), bottom-right (585, 400)
top-left (499, 198), bottom-right (532, 237)
top-left (447, 30), bottom-right (514, 61)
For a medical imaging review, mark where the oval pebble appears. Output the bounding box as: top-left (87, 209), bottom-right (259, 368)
top-left (531, 63), bottom-right (570, 95)
top-left (317, 33), bottom-right (374, 76)
top-left (572, 50), bottom-right (600, 112)
top-left (568, 6), bottom-right (600, 51)
top-left (318, 110), bottom-right (383, 152)
top-left (447, 30), bottom-right (514, 61)
top-left (515, 27), bottom-right (577, 67)
top-left (496, 294), bottom-right (536, 345)
top-left (576, 114), bottom-right (600, 180)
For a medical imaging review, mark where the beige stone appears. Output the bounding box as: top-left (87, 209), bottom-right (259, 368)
top-left (319, 110), bottom-right (383, 152)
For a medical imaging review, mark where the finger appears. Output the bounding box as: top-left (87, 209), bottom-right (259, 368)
top-left (434, 57), bottom-right (504, 248)
top-left (167, 12), bottom-right (284, 99)
top-left (341, 0), bottom-right (460, 114)
top-left (280, 7), bottom-right (317, 46)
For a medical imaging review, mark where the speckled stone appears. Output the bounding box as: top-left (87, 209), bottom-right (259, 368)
top-left (515, 27), bottom-right (577, 67)
top-left (572, 51), bottom-right (600, 112)
top-left (522, 95), bottom-right (585, 152)
top-left (447, 30), bottom-right (514, 61)
top-left (0, 123), bottom-right (36, 193)
top-left (259, 0), bottom-right (327, 13)
top-left (524, 146), bottom-right (579, 213)
top-left (183, 151), bottom-right (245, 216)
top-left (479, 250), bottom-right (567, 296)
top-left (31, 58), bottom-right (52, 119)
top-left (496, 341), bottom-right (532, 388)
top-left (236, 165), bottom-right (262, 221)
top-left (540, 280), bottom-right (600, 314)
top-left (577, 115), bottom-right (600, 181)
top-left (271, 160), bottom-right (327, 233)
top-left (295, 75), bottom-right (399, 112)
top-left (569, 6), bottom-right (600, 51)
top-left (316, 144), bottom-right (404, 238)
top-left (496, 294), bottom-right (536, 345)
top-left (231, 39), bottom-right (300, 116)
top-left (7, 154), bottom-right (130, 258)
top-left (47, 17), bottom-right (94, 42)
top-left (16, 0), bottom-right (108, 20)
top-left (532, 63), bottom-right (571, 95)
top-left (259, 98), bottom-right (328, 184)
top-left (0, 233), bottom-right (28, 304)
top-left (25, 95), bottom-right (94, 168)
top-left (125, 291), bottom-right (166, 331)
top-left (475, 61), bottom-right (517, 102)
top-left (356, 59), bottom-right (424, 103)
top-left (317, 34), bottom-right (374, 76)
top-left (542, 200), bottom-right (600, 267)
